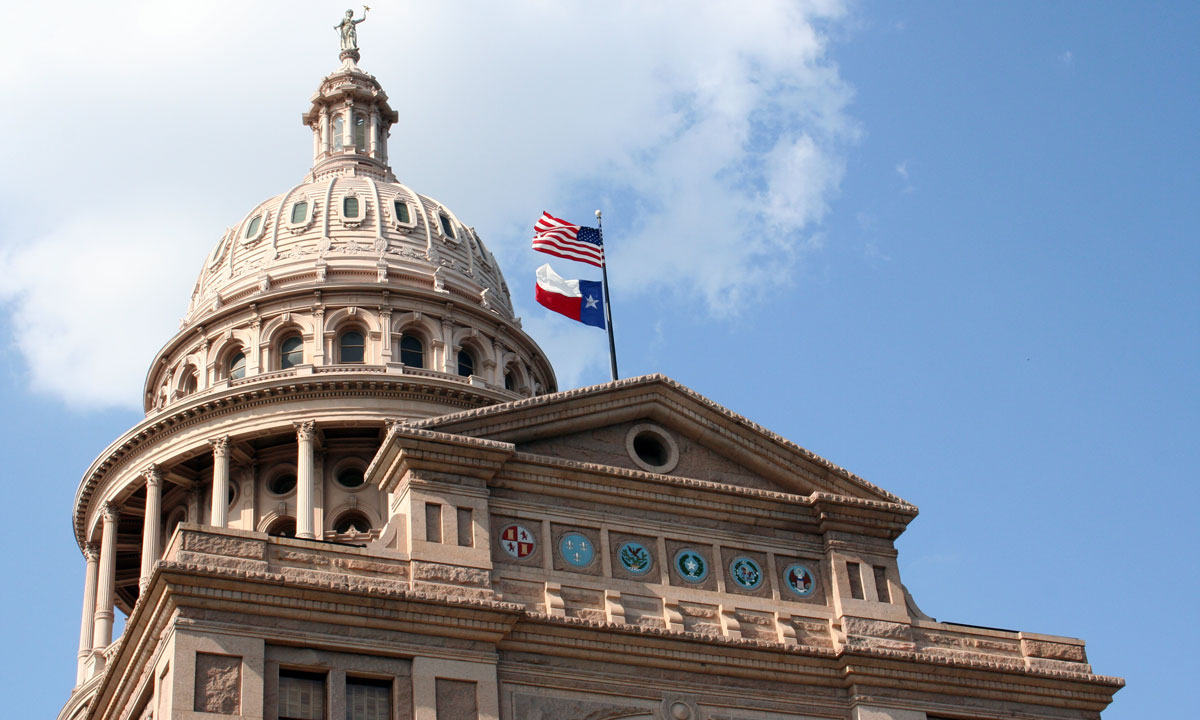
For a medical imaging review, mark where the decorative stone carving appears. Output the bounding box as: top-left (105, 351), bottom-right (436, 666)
top-left (294, 420), bottom-right (317, 443)
top-left (209, 436), bottom-right (231, 458)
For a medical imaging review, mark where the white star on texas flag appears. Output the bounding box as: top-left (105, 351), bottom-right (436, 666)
top-left (584, 295), bottom-right (599, 309)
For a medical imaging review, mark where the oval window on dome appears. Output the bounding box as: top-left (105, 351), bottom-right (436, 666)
top-left (269, 474), bottom-right (296, 496)
top-left (343, 196), bottom-right (361, 220)
top-left (393, 199), bottom-right (411, 225)
top-left (244, 214), bottom-right (263, 240)
top-left (228, 351), bottom-right (246, 380)
top-left (280, 336), bottom-right (303, 369)
top-left (439, 213), bottom-right (456, 239)
top-left (208, 230), bottom-right (230, 268)
top-left (290, 200), bottom-right (309, 225)
top-left (336, 467), bottom-right (365, 489)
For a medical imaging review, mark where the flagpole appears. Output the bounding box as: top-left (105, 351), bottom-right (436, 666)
top-left (596, 210), bottom-right (619, 381)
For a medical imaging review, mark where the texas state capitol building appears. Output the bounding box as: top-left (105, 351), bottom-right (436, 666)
top-left (59, 30), bottom-right (1122, 720)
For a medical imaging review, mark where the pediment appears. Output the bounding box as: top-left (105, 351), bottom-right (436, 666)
top-left (412, 374), bottom-right (909, 507)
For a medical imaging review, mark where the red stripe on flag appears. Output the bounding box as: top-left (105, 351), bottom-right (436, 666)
top-left (535, 283), bottom-right (583, 320)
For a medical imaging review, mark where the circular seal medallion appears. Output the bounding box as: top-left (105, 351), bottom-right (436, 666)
top-left (729, 556), bottom-right (764, 590)
top-left (783, 563), bottom-right (817, 597)
top-left (617, 541), bottom-right (653, 575)
top-left (498, 523), bottom-right (536, 559)
top-left (674, 548), bottom-right (708, 583)
top-left (559, 532), bottom-right (595, 567)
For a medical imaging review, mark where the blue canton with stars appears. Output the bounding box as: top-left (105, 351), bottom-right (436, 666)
top-left (578, 279), bottom-right (605, 329)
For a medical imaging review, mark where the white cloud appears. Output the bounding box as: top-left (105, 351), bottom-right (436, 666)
top-left (1059, 50), bottom-right (1074, 65)
top-left (0, 0), bottom-right (858, 408)
top-left (895, 160), bottom-right (916, 194)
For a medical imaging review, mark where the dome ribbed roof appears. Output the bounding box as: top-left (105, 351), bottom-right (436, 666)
top-left (186, 175), bottom-right (514, 325)
top-left (184, 55), bottom-right (515, 327)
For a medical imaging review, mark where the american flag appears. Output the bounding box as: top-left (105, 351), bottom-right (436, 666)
top-left (531, 212), bottom-right (604, 267)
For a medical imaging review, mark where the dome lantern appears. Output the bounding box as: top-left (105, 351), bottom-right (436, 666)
top-left (301, 55), bottom-right (399, 183)
top-left (303, 8), bottom-right (398, 183)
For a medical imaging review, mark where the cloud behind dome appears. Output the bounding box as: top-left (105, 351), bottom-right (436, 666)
top-left (0, 0), bottom-right (857, 408)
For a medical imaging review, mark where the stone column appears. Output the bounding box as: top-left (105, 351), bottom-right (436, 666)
top-left (380, 309), bottom-right (393, 362)
top-left (210, 436), bottom-right (231, 529)
top-left (320, 111), bottom-right (330, 155)
top-left (295, 421), bottom-right (317, 539)
top-left (249, 318), bottom-right (262, 375)
top-left (93, 503), bottom-right (120, 649)
top-left (441, 318), bottom-right (456, 374)
top-left (75, 542), bottom-right (100, 685)
top-left (139, 464), bottom-right (163, 592)
top-left (369, 110), bottom-right (379, 157)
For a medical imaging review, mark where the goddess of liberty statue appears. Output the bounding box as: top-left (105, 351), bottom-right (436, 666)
top-left (335, 7), bottom-right (369, 52)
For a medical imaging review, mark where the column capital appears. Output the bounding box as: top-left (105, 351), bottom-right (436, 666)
top-left (101, 503), bottom-right (121, 524)
top-left (209, 435), bottom-right (231, 457)
top-left (83, 542), bottom-right (101, 562)
top-left (142, 463), bottom-right (162, 487)
top-left (294, 420), bottom-right (317, 443)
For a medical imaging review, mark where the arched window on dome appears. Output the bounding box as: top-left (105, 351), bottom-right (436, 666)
top-left (457, 349), bottom-right (475, 378)
top-left (181, 369), bottom-right (198, 396)
top-left (279, 335), bottom-right (303, 370)
top-left (228, 350), bottom-right (246, 380)
top-left (338, 329), bottom-right (365, 364)
top-left (333, 114), bottom-right (344, 151)
top-left (332, 511), bottom-right (370, 535)
top-left (353, 112), bottom-right (367, 151)
top-left (504, 368), bottom-right (517, 392)
top-left (399, 334), bottom-right (424, 368)
top-left (342, 195), bottom-right (362, 221)
top-left (267, 517), bottom-right (296, 538)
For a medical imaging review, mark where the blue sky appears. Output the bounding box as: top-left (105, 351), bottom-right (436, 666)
top-left (0, 2), bottom-right (1195, 717)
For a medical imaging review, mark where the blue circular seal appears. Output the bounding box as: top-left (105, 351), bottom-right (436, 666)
top-left (617, 541), bottom-right (654, 575)
top-left (559, 532), bottom-right (595, 567)
top-left (729, 556), bottom-right (764, 590)
top-left (674, 548), bottom-right (708, 583)
top-left (783, 563), bottom-right (817, 597)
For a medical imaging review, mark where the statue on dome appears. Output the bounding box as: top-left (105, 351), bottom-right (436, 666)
top-left (335, 6), bottom-right (369, 52)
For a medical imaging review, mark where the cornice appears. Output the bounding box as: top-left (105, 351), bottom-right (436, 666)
top-left (414, 374), bottom-right (911, 509)
top-left (508, 613), bottom-right (1122, 709)
top-left (73, 373), bottom-right (508, 548)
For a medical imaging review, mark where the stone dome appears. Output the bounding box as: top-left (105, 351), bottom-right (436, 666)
top-left (140, 54), bottom-right (555, 415)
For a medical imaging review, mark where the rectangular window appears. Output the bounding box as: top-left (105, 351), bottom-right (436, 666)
top-left (394, 200), bottom-right (410, 224)
top-left (439, 214), bottom-right (456, 238)
top-left (425, 503), bottom-right (442, 543)
top-left (346, 678), bottom-right (390, 720)
top-left (435, 679), bottom-right (477, 720)
top-left (291, 200), bottom-right (308, 224)
top-left (873, 565), bottom-right (891, 603)
top-left (456, 507), bottom-right (473, 547)
top-left (279, 670), bottom-right (325, 720)
top-left (846, 562), bottom-right (865, 600)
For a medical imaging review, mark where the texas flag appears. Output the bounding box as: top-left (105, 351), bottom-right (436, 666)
top-left (535, 264), bottom-right (605, 329)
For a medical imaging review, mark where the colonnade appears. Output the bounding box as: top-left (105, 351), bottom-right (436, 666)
top-left (74, 421), bottom-right (322, 685)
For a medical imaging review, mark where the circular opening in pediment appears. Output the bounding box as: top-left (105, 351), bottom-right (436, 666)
top-left (626, 424), bottom-right (679, 474)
